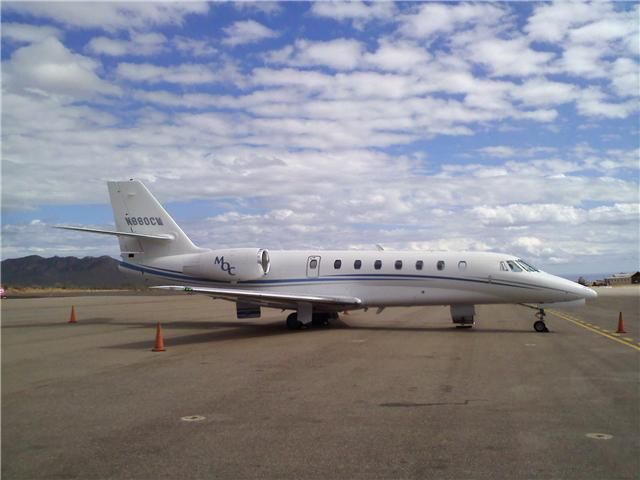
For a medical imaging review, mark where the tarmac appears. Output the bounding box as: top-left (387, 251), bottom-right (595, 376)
top-left (2, 286), bottom-right (639, 479)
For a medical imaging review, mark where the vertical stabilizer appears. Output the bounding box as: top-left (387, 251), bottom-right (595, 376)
top-left (107, 180), bottom-right (201, 258)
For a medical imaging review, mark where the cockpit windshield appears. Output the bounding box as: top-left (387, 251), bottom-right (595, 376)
top-left (506, 260), bottom-right (522, 272)
top-left (501, 259), bottom-right (541, 272)
top-left (516, 259), bottom-right (539, 272)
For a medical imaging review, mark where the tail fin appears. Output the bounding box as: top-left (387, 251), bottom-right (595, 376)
top-left (107, 180), bottom-right (201, 258)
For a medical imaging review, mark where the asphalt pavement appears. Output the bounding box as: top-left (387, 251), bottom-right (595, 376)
top-left (2, 288), bottom-right (638, 479)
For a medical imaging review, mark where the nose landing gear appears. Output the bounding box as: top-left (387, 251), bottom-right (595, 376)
top-left (533, 308), bottom-right (549, 332)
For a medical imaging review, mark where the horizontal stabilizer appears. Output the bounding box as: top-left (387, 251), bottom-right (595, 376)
top-left (55, 225), bottom-right (173, 240)
top-left (152, 285), bottom-right (362, 310)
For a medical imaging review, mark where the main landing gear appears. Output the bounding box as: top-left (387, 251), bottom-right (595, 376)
top-left (533, 308), bottom-right (549, 332)
top-left (286, 312), bottom-right (335, 330)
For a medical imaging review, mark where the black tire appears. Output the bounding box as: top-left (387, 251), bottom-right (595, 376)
top-left (286, 312), bottom-right (302, 330)
top-left (533, 320), bottom-right (547, 332)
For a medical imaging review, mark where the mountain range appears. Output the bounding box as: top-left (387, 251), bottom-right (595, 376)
top-left (1, 255), bottom-right (145, 289)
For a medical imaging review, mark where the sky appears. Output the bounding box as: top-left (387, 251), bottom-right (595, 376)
top-left (1, 1), bottom-right (639, 276)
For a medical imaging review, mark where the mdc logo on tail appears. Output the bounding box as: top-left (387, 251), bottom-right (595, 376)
top-left (214, 256), bottom-right (235, 275)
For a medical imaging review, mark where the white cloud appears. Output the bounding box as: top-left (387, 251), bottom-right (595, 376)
top-left (172, 36), bottom-right (218, 57)
top-left (398, 2), bottom-right (507, 39)
top-left (587, 203), bottom-right (639, 223)
top-left (310, 1), bottom-right (396, 29)
top-left (268, 38), bottom-right (363, 70)
top-left (511, 78), bottom-right (578, 107)
top-left (576, 87), bottom-right (638, 119)
top-left (3, 2), bottom-right (210, 32)
top-left (232, 2), bottom-right (283, 16)
top-left (556, 44), bottom-right (608, 79)
top-left (478, 146), bottom-right (516, 158)
top-left (568, 15), bottom-right (638, 45)
top-left (1, 22), bottom-right (61, 43)
top-left (3, 37), bottom-right (120, 99)
top-left (473, 204), bottom-right (585, 226)
top-left (222, 20), bottom-right (278, 47)
top-left (466, 37), bottom-right (554, 78)
top-left (610, 58), bottom-right (640, 98)
top-left (86, 32), bottom-right (167, 57)
top-left (510, 236), bottom-right (556, 259)
top-left (116, 61), bottom-right (241, 86)
top-left (364, 39), bottom-right (430, 72)
top-left (525, 2), bottom-right (606, 43)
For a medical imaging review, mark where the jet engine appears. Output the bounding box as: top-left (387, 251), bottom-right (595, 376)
top-left (182, 248), bottom-right (270, 282)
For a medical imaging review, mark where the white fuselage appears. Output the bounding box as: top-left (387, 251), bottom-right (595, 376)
top-left (120, 249), bottom-right (596, 308)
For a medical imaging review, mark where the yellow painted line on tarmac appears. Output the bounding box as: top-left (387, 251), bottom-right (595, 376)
top-left (548, 310), bottom-right (640, 352)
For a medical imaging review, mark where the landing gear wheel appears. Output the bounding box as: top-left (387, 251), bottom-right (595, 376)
top-left (286, 312), bottom-right (302, 330)
top-left (533, 308), bottom-right (548, 332)
top-left (533, 320), bottom-right (548, 333)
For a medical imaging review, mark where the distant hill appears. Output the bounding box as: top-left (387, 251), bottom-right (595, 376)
top-left (1, 255), bottom-right (146, 289)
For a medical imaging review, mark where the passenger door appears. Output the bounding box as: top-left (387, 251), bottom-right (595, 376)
top-left (306, 256), bottom-right (321, 277)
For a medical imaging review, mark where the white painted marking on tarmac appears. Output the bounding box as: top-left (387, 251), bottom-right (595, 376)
top-left (351, 339), bottom-right (366, 343)
top-left (181, 415), bottom-right (206, 422)
top-left (585, 433), bottom-right (612, 440)
top-left (525, 344), bottom-right (536, 347)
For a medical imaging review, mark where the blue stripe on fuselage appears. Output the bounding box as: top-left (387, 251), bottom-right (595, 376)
top-left (119, 261), bottom-right (550, 292)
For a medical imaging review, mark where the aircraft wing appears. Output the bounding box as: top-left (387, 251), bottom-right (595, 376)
top-left (152, 285), bottom-right (362, 310)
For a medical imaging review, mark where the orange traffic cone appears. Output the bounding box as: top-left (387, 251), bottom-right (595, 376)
top-left (152, 322), bottom-right (166, 352)
top-left (616, 312), bottom-right (626, 334)
top-left (68, 306), bottom-right (77, 324)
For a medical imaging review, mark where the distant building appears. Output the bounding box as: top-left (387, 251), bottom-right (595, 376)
top-left (605, 272), bottom-right (640, 286)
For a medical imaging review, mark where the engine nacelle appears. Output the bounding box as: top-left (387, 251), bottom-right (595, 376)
top-left (183, 248), bottom-right (270, 282)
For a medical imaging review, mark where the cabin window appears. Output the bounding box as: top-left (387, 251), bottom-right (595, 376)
top-left (458, 261), bottom-right (467, 271)
top-left (507, 260), bottom-right (522, 272)
top-left (395, 260), bottom-right (403, 270)
top-left (309, 259), bottom-right (318, 269)
top-left (354, 259), bottom-right (362, 270)
top-left (500, 261), bottom-right (508, 271)
top-left (437, 260), bottom-right (445, 271)
top-left (334, 259), bottom-right (342, 269)
top-left (416, 260), bottom-right (424, 270)
top-left (374, 260), bottom-right (382, 270)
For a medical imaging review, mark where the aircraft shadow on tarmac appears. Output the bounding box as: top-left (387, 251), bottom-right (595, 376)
top-left (3, 315), bottom-right (540, 337)
top-left (99, 317), bottom-right (540, 350)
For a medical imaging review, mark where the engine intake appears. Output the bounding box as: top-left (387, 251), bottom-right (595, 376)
top-left (183, 248), bottom-right (270, 282)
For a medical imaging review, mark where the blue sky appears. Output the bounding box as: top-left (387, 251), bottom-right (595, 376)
top-left (1, 1), bottom-right (638, 275)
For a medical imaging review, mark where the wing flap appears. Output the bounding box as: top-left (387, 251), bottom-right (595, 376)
top-left (152, 285), bottom-right (362, 310)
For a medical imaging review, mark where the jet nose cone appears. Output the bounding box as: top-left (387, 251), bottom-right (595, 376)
top-left (584, 287), bottom-right (598, 299)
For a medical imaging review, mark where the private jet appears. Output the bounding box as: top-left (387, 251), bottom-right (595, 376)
top-left (57, 179), bottom-right (597, 332)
